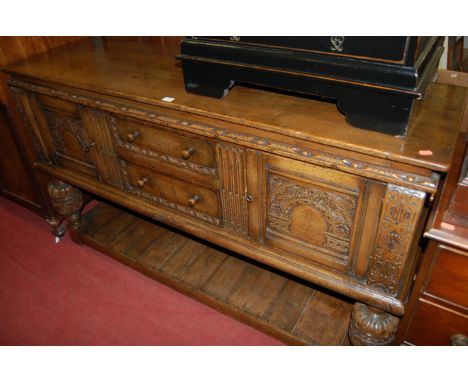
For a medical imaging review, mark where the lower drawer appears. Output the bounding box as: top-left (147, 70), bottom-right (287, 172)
top-left (405, 299), bottom-right (468, 345)
top-left (120, 160), bottom-right (222, 226)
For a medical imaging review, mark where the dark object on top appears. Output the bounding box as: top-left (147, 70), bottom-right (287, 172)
top-left (178, 36), bottom-right (444, 137)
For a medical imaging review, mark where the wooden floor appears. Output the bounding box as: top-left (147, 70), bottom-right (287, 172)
top-left (77, 202), bottom-right (353, 345)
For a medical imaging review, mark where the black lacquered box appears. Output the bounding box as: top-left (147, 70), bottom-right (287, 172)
top-left (177, 37), bottom-right (444, 137)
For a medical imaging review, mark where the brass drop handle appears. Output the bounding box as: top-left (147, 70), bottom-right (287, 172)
top-left (82, 141), bottom-right (96, 153)
top-left (450, 334), bottom-right (468, 346)
top-left (126, 131), bottom-right (140, 143)
top-left (181, 147), bottom-right (195, 160)
top-left (188, 195), bottom-right (201, 207)
top-left (137, 176), bottom-right (150, 188)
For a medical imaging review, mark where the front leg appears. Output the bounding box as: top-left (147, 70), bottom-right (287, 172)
top-left (348, 302), bottom-right (400, 346)
top-left (47, 180), bottom-right (83, 240)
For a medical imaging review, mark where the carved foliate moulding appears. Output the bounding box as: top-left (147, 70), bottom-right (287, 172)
top-left (367, 184), bottom-right (426, 295)
top-left (8, 79), bottom-right (439, 194)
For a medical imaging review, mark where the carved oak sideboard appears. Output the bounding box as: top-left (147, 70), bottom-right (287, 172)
top-left (3, 39), bottom-right (466, 345)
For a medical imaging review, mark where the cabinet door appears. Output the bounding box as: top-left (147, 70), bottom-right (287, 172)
top-left (11, 89), bottom-right (98, 179)
top-left (260, 154), bottom-right (428, 298)
top-left (261, 154), bottom-right (368, 272)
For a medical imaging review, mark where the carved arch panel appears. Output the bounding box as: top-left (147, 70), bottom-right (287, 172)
top-left (262, 154), bottom-right (365, 272)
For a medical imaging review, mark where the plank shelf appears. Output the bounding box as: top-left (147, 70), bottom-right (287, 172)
top-left (77, 202), bottom-right (353, 345)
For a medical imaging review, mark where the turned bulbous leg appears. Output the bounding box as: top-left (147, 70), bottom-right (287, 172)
top-left (46, 180), bottom-right (83, 238)
top-left (348, 302), bottom-right (400, 346)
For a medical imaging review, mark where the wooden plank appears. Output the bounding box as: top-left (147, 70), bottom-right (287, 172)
top-left (109, 218), bottom-right (155, 254)
top-left (202, 255), bottom-right (250, 300)
top-left (77, 202), bottom-right (354, 345)
top-left (292, 290), bottom-right (352, 345)
top-left (138, 230), bottom-right (189, 270)
top-left (125, 224), bottom-right (167, 259)
top-left (227, 266), bottom-right (288, 317)
top-left (81, 203), bottom-right (122, 236)
top-left (263, 279), bottom-right (314, 334)
top-left (160, 239), bottom-right (206, 279)
top-left (91, 212), bottom-right (136, 245)
top-left (181, 248), bottom-right (228, 289)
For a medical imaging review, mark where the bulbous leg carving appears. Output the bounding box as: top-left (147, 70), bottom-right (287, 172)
top-left (47, 180), bottom-right (83, 237)
top-left (348, 302), bottom-right (400, 346)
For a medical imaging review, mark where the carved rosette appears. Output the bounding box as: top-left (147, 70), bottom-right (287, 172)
top-left (367, 185), bottom-right (426, 295)
top-left (47, 180), bottom-right (83, 231)
top-left (267, 173), bottom-right (357, 257)
top-left (348, 302), bottom-right (400, 346)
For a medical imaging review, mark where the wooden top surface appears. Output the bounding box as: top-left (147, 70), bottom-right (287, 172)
top-left (3, 38), bottom-right (467, 172)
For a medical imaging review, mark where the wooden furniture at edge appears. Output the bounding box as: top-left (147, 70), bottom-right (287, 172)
top-left (0, 37), bottom-right (181, 216)
top-left (395, 80), bottom-right (468, 345)
top-left (2, 39), bottom-right (467, 345)
top-left (0, 37), bottom-right (86, 215)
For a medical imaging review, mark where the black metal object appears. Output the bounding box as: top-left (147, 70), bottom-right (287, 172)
top-left (177, 37), bottom-right (444, 137)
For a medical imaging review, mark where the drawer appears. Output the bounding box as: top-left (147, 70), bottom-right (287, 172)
top-left (112, 116), bottom-right (217, 177)
top-left (120, 159), bottom-right (221, 226)
top-left (406, 299), bottom-right (468, 346)
top-left (425, 245), bottom-right (468, 308)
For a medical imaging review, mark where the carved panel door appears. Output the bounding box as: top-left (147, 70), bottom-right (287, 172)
top-left (259, 153), bottom-right (428, 300)
top-left (10, 89), bottom-right (99, 179)
top-left (260, 154), bottom-right (369, 273)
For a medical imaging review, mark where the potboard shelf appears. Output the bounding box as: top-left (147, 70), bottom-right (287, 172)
top-left (77, 201), bottom-right (353, 345)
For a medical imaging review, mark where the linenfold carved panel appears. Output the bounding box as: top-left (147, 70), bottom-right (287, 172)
top-left (367, 184), bottom-right (426, 295)
top-left (216, 144), bottom-right (248, 236)
top-left (266, 173), bottom-right (358, 259)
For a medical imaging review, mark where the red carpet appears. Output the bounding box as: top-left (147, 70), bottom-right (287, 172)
top-left (0, 196), bottom-right (283, 345)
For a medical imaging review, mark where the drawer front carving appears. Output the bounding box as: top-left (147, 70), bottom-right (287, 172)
top-left (263, 155), bottom-right (365, 271)
top-left (111, 116), bottom-right (217, 177)
top-left (120, 159), bottom-right (221, 226)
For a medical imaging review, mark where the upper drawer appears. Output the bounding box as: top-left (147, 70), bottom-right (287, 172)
top-left (111, 116), bottom-right (217, 177)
